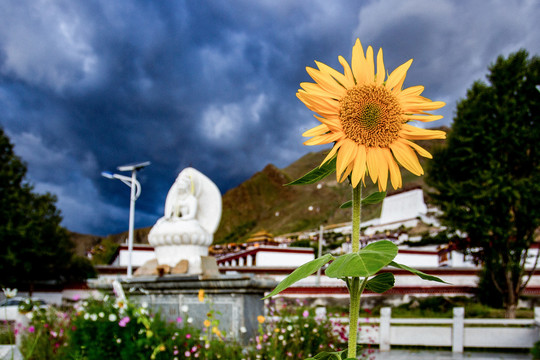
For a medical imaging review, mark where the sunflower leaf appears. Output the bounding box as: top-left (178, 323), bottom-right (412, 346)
top-left (262, 254), bottom-right (334, 299)
top-left (286, 157), bottom-right (336, 185)
top-left (366, 272), bottom-right (395, 293)
top-left (389, 261), bottom-right (448, 284)
top-left (362, 191), bottom-right (387, 205)
top-left (325, 240), bottom-right (398, 278)
top-left (305, 349), bottom-right (348, 359)
top-left (340, 200), bottom-right (352, 209)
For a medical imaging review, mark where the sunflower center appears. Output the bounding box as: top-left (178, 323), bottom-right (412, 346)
top-left (339, 84), bottom-right (404, 147)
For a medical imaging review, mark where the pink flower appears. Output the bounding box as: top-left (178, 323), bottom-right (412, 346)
top-left (186, 333), bottom-right (191, 339)
top-left (176, 317), bottom-right (182, 323)
top-left (184, 351), bottom-right (191, 357)
top-left (72, 294), bottom-right (81, 301)
top-left (27, 326), bottom-right (35, 333)
top-left (173, 350), bottom-right (179, 355)
top-left (256, 344), bottom-right (262, 350)
top-left (118, 316), bottom-right (130, 327)
top-left (302, 310), bottom-right (309, 318)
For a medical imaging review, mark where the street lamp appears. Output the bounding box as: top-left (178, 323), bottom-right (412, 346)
top-left (102, 161), bottom-right (150, 277)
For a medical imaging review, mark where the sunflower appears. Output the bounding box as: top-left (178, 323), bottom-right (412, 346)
top-left (297, 39), bottom-right (446, 191)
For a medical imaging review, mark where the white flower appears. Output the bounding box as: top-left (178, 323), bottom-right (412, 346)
top-left (83, 313), bottom-right (90, 320)
top-left (187, 317), bottom-right (193, 324)
top-left (116, 338), bottom-right (122, 344)
top-left (98, 312), bottom-right (105, 318)
top-left (26, 312), bottom-right (34, 320)
top-left (141, 302), bottom-right (148, 308)
top-left (278, 335), bottom-right (284, 340)
top-left (90, 314), bottom-right (98, 321)
top-left (287, 325), bottom-right (293, 331)
top-left (2, 288), bottom-right (17, 299)
top-left (109, 314), bottom-right (117, 322)
top-left (103, 295), bottom-right (109, 302)
top-left (240, 326), bottom-right (247, 333)
top-left (181, 305), bottom-right (189, 312)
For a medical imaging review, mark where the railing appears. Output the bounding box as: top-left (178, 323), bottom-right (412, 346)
top-left (319, 307), bottom-right (540, 352)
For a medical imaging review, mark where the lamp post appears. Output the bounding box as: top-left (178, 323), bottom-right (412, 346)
top-left (102, 161), bottom-right (150, 277)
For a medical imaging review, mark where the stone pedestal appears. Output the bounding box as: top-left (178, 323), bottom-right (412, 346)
top-left (90, 274), bottom-right (276, 343)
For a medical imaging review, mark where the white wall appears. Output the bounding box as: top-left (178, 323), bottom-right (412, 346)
top-left (255, 251), bottom-right (314, 267)
top-left (380, 189), bottom-right (427, 224)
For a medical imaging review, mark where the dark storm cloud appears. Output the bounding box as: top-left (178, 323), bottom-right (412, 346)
top-left (0, 0), bottom-right (539, 235)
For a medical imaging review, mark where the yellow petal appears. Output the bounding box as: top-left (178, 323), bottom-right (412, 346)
top-left (375, 48), bottom-right (385, 85)
top-left (365, 46), bottom-right (375, 82)
top-left (400, 124), bottom-right (446, 140)
top-left (386, 59), bottom-right (412, 90)
top-left (351, 144), bottom-right (367, 188)
top-left (315, 61), bottom-right (351, 92)
top-left (300, 82), bottom-right (342, 99)
top-left (391, 73), bottom-right (406, 94)
top-left (390, 141), bottom-right (423, 176)
top-left (336, 139), bottom-right (357, 176)
top-left (400, 85), bottom-right (424, 97)
top-left (373, 148), bottom-right (388, 191)
top-left (404, 114), bottom-right (444, 122)
top-left (296, 91), bottom-right (340, 112)
top-left (338, 56), bottom-right (355, 88)
top-left (306, 66), bottom-right (347, 96)
top-left (302, 124), bottom-right (328, 137)
top-left (314, 115), bottom-right (342, 133)
top-left (351, 39), bottom-right (368, 85)
top-left (339, 162), bottom-right (354, 182)
top-left (366, 148), bottom-right (379, 184)
top-left (321, 140), bottom-right (344, 165)
top-left (382, 148), bottom-right (402, 189)
top-left (303, 132), bottom-right (341, 145)
top-left (401, 139), bottom-right (433, 159)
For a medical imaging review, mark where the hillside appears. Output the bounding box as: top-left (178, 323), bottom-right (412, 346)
top-left (71, 131), bottom-right (447, 255)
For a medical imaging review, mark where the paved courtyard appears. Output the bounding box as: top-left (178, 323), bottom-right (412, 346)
top-left (369, 350), bottom-right (532, 360)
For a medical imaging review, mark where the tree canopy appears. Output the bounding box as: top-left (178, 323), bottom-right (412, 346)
top-left (426, 50), bottom-right (540, 317)
top-left (0, 128), bottom-right (94, 292)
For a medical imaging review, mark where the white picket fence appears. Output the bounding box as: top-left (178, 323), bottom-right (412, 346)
top-left (321, 307), bottom-right (540, 352)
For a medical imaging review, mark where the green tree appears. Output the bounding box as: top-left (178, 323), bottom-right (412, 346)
top-left (426, 50), bottom-right (540, 317)
top-left (0, 128), bottom-right (94, 293)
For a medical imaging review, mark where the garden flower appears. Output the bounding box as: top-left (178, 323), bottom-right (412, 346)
top-left (2, 288), bottom-right (17, 298)
top-left (27, 326), bottom-right (35, 333)
top-left (302, 310), bottom-right (309, 318)
top-left (198, 289), bottom-right (205, 302)
top-left (257, 315), bottom-right (265, 324)
top-left (109, 314), bottom-right (117, 322)
top-left (176, 316), bottom-right (182, 323)
top-left (298, 38), bottom-right (445, 191)
top-left (181, 305), bottom-right (189, 312)
top-left (204, 319), bottom-right (211, 327)
top-left (118, 316), bottom-right (130, 327)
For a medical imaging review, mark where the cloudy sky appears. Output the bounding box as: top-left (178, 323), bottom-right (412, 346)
top-left (1, 0), bottom-right (538, 236)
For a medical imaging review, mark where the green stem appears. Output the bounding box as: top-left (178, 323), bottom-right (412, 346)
top-left (348, 186), bottom-right (363, 359)
top-left (351, 186), bottom-right (362, 252)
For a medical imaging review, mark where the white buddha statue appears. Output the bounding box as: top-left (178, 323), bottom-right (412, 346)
top-left (148, 167), bottom-right (222, 274)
